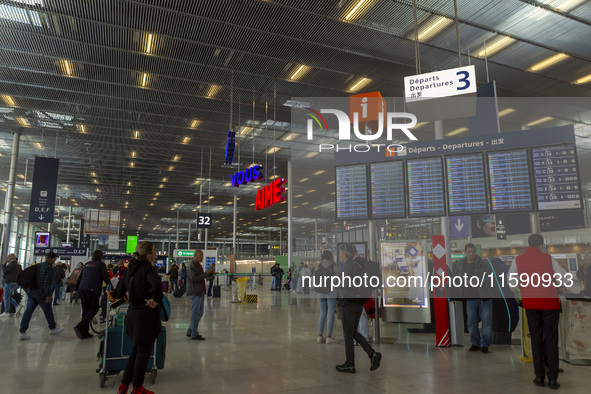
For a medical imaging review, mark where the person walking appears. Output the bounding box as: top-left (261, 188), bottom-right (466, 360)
top-left (112, 241), bottom-right (163, 394)
top-left (1, 254), bottom-right (21, 316)
top-left (52, 260), bottom-right (65, 305)
top-left (73, 250), bottom-right (111, 339)
top-left (18, 252), bottom-right (64, 340)
top-left (186, 249), bottom-right (215, 340)
top-left (335, 244), bottom-right (381, 373)
top-left (168, 264), bottom-right (179, 293)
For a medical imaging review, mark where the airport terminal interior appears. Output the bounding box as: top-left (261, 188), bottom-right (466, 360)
top-left (1, 0), bottom-right (591, 393)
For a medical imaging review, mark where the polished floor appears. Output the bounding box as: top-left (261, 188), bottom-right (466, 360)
top-left (0, 286), bottom-right (588, 394)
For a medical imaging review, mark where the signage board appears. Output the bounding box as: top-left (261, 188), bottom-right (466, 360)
top-left (126, 235), bottom-right (138, 254)
top-left (28, 157), bottom-right (59, 223)
top-left (450, 216), bottom-right (470, 238)
top-left (34, 247), bottom-right (87, 256)
top-left (197, 213), bottom-right (213, 228)
top-left (404, 65), bottom-right (476, 102)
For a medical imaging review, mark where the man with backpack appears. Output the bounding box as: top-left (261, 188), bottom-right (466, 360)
top-left (335, 244), bottom-right (381, 374)
top-left (272, 263), bottom-right (284, 292)
top-left (18, 252), bottom-right (64, 340)
top-left (74, 250), bottom-right (111, 339)
top-left (1, 253), bottom-right (21, 316)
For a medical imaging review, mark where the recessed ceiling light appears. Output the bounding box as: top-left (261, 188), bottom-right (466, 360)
top-left (498, 108), bottom-right (516, 117)
top-left (133, 130), bottom-right (141, 139)
top-left (526, 116), bottom-right (553, 127)
top-left (59, 59), bottom-right (74, 76)
top-left (1, 95), bottom-right (16, 107)
top-left (182, 136), bottom-right (191, 144)
top-left (77, 124), bottom-right (86, 133)
top-left (140, 72), bottom-right (149, 87)
top-left (313, 170), bottom-right (325, 175)
top-left (127, 181), bottom-right (132, 186)
top-left (168, 165), bottom-right (175, 171)
top-left (145, 33), bottom-right (154, 54)
top-left (345, 0), bottom-right (370, 21)
top-left (299, 178), bottom-right (309, 182)
top-left (172, 155), bottom-right (180, 162)
top-left (477, 36), bottom-right (516, 58)
top-left (528, 53), bottom-right (568, 72)
top-left (445, 127), bottom-right (469, 137)
top-left (266, 147), bottom-right (280, 154)
top-left (304, 151), bottom-right (319, 158)
top-left (418, 16), bottom-right (453, 41)
top-left (349, 77), bottom-right (370, 92)
top-left (574, 73), bottom-right (591, 85)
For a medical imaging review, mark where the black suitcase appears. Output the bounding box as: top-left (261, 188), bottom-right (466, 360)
top-left (173, 283), bottom-right (186, 298)
top-left (212, 285), bottom-right (221, 298)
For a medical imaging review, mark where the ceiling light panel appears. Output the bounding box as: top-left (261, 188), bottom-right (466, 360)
top-left (289, 65), bottom-right (310, 81)
top-left (528, 53), bottom-right (569, 72)
top-left (0, 95), bottom-right (15, 107)
top-left (476, 36), bottom-right (516, 58)
top-left (349, 77), bottom-right (370, 92)
top-left (417, 16), bottom-right (453, 42)
top-left (59, 59), bottom-right (74, 76)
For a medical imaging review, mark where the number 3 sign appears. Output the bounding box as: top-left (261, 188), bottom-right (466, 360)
top-left (197, 213), bottom-right (212, 228)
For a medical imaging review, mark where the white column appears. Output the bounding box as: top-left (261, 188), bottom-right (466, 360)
top-left (1, 132), bottom-right (21, 259)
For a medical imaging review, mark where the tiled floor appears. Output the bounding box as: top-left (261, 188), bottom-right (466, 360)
top-left (0, 287), bottom-right (588, 393)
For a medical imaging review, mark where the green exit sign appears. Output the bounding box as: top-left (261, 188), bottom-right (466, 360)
top-left (451, 253), bottom-right (465, 259)
top-left (175, 250), bottom-right (194, 257)
top-left (126, 235), bottom-right (138, 254)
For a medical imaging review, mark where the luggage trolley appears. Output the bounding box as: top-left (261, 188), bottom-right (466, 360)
top-left (97, 298), bottom-right (166, 388)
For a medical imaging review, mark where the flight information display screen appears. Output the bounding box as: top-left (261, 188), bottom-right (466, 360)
top-left (532, 144), bottom-right (582, 211)
top-left (336, 164), bottom-right (369, 221)
top-left (407, 157), bottom-right (446, 217)
top-left (446, 154), bottom-right (489, 215)
top-left (487, 150), bottom-right (533, 213)
top-left (370, 161), bottom-right (406, 219)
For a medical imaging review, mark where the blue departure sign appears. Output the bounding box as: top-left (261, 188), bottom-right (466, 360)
top-left (446, 154), bottom-right (488, 215)
top-left (532, 144), bottom-right (582, 211)
top-left (407, 157), bottom-right (446, 217)
top-left (487, 150), bottom-right (532, 213)
top-left (370, 161), bottom-right (406, 219)
top-left (336, 164), bottom-right (368, 221)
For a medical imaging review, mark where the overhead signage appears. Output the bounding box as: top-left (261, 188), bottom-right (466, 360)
top-left (174, 250), bottom-right (195, 258)
top-left (28, 157), bottom-right (59, 223)
top-left (197, 212), bottom-right (213, 228)
top-left (255, 178), bottom-right (286, 211)
top-left (488, 150), bottom-right (533, 213)
top-left (231, 165), bottom-right (263, 187)
top-left (446, 154), bottom-right (488, 216)
top-left (404, 65), bottom-right (476, 102)
top-left (335, 165), bottom-right (368, 221)
top-left (450, 216), bottom-right (470, 238)
top-left (370, 161), bottom-right (406, 219)
top-left (126, 235), bottom-right (138, 254)
top-left (539, 210), bottom-right (585, 232)
top-left (78, 218), bottom-right (90, 249)
top-left (334, 125), bottom-right (575, 165)
top-left (34, 247), bottom-right (87, 256)
top-left (495, 214), bottom-right (507, 240)
top-left (84, 209), bottom-right (120, 235)
top-left (224, 131), bottom-right (237, 165)
top-left (532, 144), bottom-right (582, 211)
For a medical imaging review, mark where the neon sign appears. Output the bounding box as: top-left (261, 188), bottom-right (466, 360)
top-left (231, 165), bottom-right (263, 187)
top-left (224, 131), bottom-right (237, 165)
top-left (255, 178), bottom-right (286, 210)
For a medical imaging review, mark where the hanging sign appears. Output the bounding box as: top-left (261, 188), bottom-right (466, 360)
top-left (231, 165), bottom-right (263, 187)
top-left (28, 157), bottom-right (59, 223)
top-left (255, 178), bottom-right (286, 210)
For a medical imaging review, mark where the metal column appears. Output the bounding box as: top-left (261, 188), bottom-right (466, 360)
top-left (188, 222), bottom-right (191, 249)
top-left (175, 208), bottom-right (180, 249)
top-left (1, 132), bottom-right (21, 259)
top-left (66, 206), bottom-right (72, 243)
top-left (287, 161), bottom-right (293, 271)
top-left (232, 195), bottom-right (237, 255)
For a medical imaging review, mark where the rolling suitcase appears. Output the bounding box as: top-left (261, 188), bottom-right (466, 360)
top-left (173, 283), bottom-right (186, 298)
top-left (162, 281), bottom-right (169, 293)
top-left (212, 285), bottom-right (221, 298)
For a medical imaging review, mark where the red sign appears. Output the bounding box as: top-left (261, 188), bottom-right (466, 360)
top-left (255, 178), bottom-right (286, 210)
top-left (432, 235), bottom-right (450, 347)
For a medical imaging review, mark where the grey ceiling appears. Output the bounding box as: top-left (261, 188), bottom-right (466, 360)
top-left (0, 0), bottom-right (590, 244)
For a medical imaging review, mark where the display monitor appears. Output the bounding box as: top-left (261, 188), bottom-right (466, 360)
top-left (61, 242), bottom-right (72, 248)
top-left (407, 157), bottom-right (446, 217)
top-left (35, 231), bottom-right (50, 247)
top-left (370, 161), bottom-right (406, 219)
top-left (126, 235), bottom-right (138, 254)
top-left (487, 149), bottom-right (533, 213)
top-left (205, 256), bottom-right (216, 271)
top-left (335, 164), bottom-right (369, 221)
top-left (532, 144), bottom-right (583, 211)
top-left (445, 153), bottom-right (489, 216)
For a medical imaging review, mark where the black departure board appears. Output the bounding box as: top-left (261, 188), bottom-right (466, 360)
top-left (446, 154), bottom-right (489, 215)
top-left (370, 161), bottom-right (406, 219)
top-left (532, 144), bottom-right (582, 211)
top-left (407, 157), bottom-right (446, 217)
top-left (336, 164), bottom-right (369, 221)
top-left (487, 150), bottom-right (533, 213)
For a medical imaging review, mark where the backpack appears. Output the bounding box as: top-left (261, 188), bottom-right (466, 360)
top-left (17, 264), bottom-right (38, 289)
top-left (355, 257), bottom-right (383, 289)
top-left (313, 263), bottom-right (336, 294)
top-left (160, 295), bottom-right (171, 321)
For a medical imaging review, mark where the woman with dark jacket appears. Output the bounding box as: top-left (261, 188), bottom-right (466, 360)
top-left (112, 241), bottom-right (162, 394)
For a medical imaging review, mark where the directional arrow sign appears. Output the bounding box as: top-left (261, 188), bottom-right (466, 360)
top-left (450, 216), bottom-right (470, 238)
